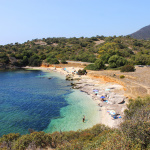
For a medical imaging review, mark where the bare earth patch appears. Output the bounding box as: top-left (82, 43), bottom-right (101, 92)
top-left (87, 66), bottom-right (150, 98)
top-left (94, 40), bottom-right (105, 46)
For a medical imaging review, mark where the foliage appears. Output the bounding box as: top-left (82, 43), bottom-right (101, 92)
top-left (0, 53), bottom-right (9, 64)
top-left (120, 97), bottom-right (150, 149)
top-left (14, 131), bottom-right (52, 150)
top-left (46, 57), bottom-right (59, 64)
top-left (61, 58), bottom-right (67, 64)
top-left (121, 65), bottom-right (135, 72)
top-left (134, 54), bottom-right (150, 65)
top-left (108, 55), bottom-right (127, 68)
top-left (0, 133), bottom-right (20, 149)
top-left (84, 64), bottom-right (98, 70)
top-left (94, 59), bottom-right (105, 70)
top-left (100, 53), bottom-right (111, 64)
top-left (84, 59), bottom-right (105, 70)
top-left (120, 75), bottom-right (125, 79)
top-left (98, 131), bottom-right (136, 150)
top-left (77, 69), bottom-right (87, 75)
top-left (1, 36), bottom-right (150, 69)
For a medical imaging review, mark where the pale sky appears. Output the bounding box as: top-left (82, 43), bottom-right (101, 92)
top-left (0, 0), bottom-right (150, 45)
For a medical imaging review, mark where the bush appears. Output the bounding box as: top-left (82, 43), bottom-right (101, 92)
top-left (84, 64), bottom-right (98, 70)
top-left (120, 97), bottom-right (150, 149)
top-left (0, 133), bottom-right (20, 149)
top-left (121, 65), bottom-right (135, 72)
top-left (94, 59), bottom-right (105, 70)
top-left (14, 132), bottom-right (52, 149)
top-left (46, 58), bottom-right (59, 64)
top-left (99, 131), bottom-right (135, 150)
top-left (77, 69), bottom-right (87, 75)
top-left (0, 53), bottom-right (10, 64)
top-left (84, 59), bottom-right (105, 70)
top-left (120, 75), bottom-right (125, 79)
top-left (61, 58), bottom-right (67, 64)
top-left (108, 55), bottom-right (127, 68)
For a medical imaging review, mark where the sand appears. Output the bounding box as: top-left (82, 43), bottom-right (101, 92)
top-left (23, 66), bottom-right (127, 128)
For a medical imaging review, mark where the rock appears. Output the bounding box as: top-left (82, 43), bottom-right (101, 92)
top-left (72, 86), bottom-right (82, 89)
top-left (71, 83), bottom-right (76, 86)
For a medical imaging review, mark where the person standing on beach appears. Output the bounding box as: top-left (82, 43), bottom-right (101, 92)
top-left (83, 115), bottom-right (85, 122)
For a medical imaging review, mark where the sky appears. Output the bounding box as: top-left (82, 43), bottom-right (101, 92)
top-left (0, 0), bottom-right (150, 45)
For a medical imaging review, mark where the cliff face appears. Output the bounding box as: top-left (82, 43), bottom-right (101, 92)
top-left (130, 25), bottom-right (150, 40)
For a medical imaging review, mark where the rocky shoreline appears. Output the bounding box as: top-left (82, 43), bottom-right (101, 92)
top-left (24, 66), bottom-right (128, 128)
top-left (66, 73), bottom-right (127, 128)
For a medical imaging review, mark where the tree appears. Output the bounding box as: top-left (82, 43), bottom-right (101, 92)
top-left (22, 56), bottom-right (28, 66)
top-left (61, 58), bottom-right (67, 64)
top-left (28, 55), bottom-right (41, 66)
top-left (46, 57), bottom-right (59, 64)
top-left (135, 54), bottom-right (150, 65)
top-left (0, 53), bottom-right (9, 64)
top-left (100, 53), bottom-right (110, 64)
top-left (94, 59), bottom-right (105, 70)
top-left (108, 55), bottom-right (127, 68)
top-left (121, 65), bottom-right (135, 72)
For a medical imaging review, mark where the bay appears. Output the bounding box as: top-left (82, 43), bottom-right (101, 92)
top-left (0, 69), bottom-right (101, 137)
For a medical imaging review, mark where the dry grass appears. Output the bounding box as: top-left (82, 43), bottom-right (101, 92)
top-left (87, 66), bottom-right (150, 98)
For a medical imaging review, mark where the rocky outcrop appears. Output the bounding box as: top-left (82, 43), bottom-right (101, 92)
top-left (66, 74), bottom-right (81, 81)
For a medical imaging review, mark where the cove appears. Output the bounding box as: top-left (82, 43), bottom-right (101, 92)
top-left (0, 70), bottom-right (101, 137)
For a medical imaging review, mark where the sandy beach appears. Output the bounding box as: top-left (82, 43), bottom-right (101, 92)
top-left (24, 66), bottom-right (127, 128)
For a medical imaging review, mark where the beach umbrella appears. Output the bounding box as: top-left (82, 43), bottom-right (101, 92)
top-left (107, 110), bottom-right (116, 115)
top-left (95, 91), bottom-right (99, 94)
top-left (100, 96), bottom-right (105, 98)
top-left (110, 110), bottom-right (116, 115)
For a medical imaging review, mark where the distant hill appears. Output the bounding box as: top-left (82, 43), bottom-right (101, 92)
top-left (130, 25), bottom-right (150, 40)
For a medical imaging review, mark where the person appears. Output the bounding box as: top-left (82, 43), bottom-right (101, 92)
top-left (83, 115), bottom-right (85, 122)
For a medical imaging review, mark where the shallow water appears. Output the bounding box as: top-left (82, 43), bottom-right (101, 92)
top-left (0, 70), bottom-right (101, 136)
top-left (44, 89), bottom-right (101, 133)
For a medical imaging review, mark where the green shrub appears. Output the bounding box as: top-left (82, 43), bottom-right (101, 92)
top-left (61, 58), bottom-right (67, 64)
top-left (0, 133), bottom-right (20, 149)
top-left (120, 97), bottom-right (150, 149)
top-left (14, 132), bottom-right (52, 150)
top-left (99, 131), bottom-right (136, 150)
top-left (46, 58), bottom-right (59, 64)
top-left (84, 59), bottom-right (105, 70)
top-left (84, 64), bottom-right (97, 70)
top-left (108, 55), bottom-right (127, 68)
top-left (94, 59), bottom-right (105, 69)
top-left (120, 75), bottom-right (125, 79)
top-left (121, 65), bottom-right (135, 72)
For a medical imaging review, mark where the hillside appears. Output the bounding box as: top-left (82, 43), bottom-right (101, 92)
top-left (0, 36), bottom-right (150, 71)
top-left (130, 25), bottom-right (150, 40)
top-left (0, 36), bottom-right (150, 149)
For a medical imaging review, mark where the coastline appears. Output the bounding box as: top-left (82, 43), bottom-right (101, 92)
top-left (23, 66), bottom-right (127, 128)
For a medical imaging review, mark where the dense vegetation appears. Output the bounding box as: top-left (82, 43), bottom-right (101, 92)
top-left (0, 36), bottom-right (150, 70)
top-left (0, 96), bottom-right (149, 150)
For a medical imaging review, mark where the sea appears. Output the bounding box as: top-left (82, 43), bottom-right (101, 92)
top-left (0, 69), bottom-right (101, 137)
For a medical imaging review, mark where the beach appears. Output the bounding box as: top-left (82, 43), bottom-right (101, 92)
top-left (24, 66), bottom-right (127, 129)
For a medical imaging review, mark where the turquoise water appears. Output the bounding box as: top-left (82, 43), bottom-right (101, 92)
top-left (0, 70), bottom-right (101, 136)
